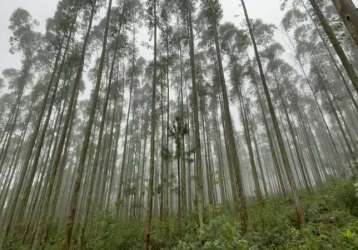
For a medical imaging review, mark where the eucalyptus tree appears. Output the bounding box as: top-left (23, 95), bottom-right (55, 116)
top-left (105, 66), bottom-right (126, 210)
top-left (45, 50), bottom-right (87, 226)
top-left (280, 7), bottom-right (348, 171)
top-left (158, 0), bottom-right (175, 221)
top-left (219, 22), bottom-right (264, 203)
top-left (161, 115), bottom-right (190, 232)
top-left (240, 21), bottom-right (289, 196)
top-left (137, 83), bottom-right (152, 218)
top-left (282, 4), bottom-right (358, 115)
top-left (205, 90), bottom-right (229, 204)
top-left (239, 0), bottom-right (305, 227)
top-left (116, 21), bottom-right (143, 221)
top-left (14, 5), bottom-right (78, 227)
top-left (14, 4), bottom-right (102, 245)
top-left (0, 86), bottom-right (31, 192)
top-left (230, 62), bottom-right (264, 203)
top-left (171, 25), bottom-right (191, 215)
top-left (46, 2), bottom-right (102, 238)
top-left (245, 60), bottom-right (287, 196)
top-left (304, 0), bottom-right (358, 94)
top-left (60, 0), bottom-right (115, 248)
top-left (262, 44), bottom-right (310, 184)
top-left (176, 0), bottom-right (205, 228)
top-left (80, 4), bottom-right (142, 248)
top-left (0, 2), bottom-right (79, 245)
top-left (309, 59), bottom-right (357, 172)
top-left (194, 50), bottom-right (217, 206)
top-left (0, 93), bottom-right (14, 137)
top-left (0, 68), bottom-right (20, 158)
top-left (122, 77), bottom-right (149, 218)
top-left (285, 8), bottom-right (358, 162)
top-left (249, 112), bottom-right (269, 197)
top-left (0, 8), bottom-right (40, 172)
top-left (145, 0), bottom-right (159, 248)
top-left (91, 1), bottom-right (139, 218)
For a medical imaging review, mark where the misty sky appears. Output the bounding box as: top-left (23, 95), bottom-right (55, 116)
top-left (0, 0), bottom-right (283, 76)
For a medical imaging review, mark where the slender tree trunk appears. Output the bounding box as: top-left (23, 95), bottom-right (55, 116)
top-left (295, 3), bottom-right (358, 113)
top-left (187, 5), bottom-right (205, 229)
top-left (0, 35), bottom-right (66, 247)
top-left (308, 0), bottom-right (358, 94)
top-left (62, 0), bottom-right (112, 248)
top-left (250, 66), bottom-right (286, 195)
top-left (240, 0), bottom-right (305, 227)
top-left (213, 21), bottom-right (248, 230)
top-left (284, 27), bottom-right (344, 173)
top-left (238, 87), bottom-right (263, 203)
top-left (145, 0), bottom-right (158, 248)
top-left (79, 27), bottom-right (120, 248)
top-left (251, 122), bottom-right (269, 197)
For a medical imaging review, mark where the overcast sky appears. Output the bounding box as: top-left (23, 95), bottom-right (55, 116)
top-left (0, 0), bottom-right (283, 76)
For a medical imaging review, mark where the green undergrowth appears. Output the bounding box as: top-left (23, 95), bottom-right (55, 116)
top-left (172, 180), bottom-right (358, 250)
top-left (5, 179), bottom-right (358, 250)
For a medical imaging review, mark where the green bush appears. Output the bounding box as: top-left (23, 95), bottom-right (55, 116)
top-left (338, 220), bottom-right (358, 250)
top-left (86, 213), bottom-right (143, 250)
top-left (335, 181), bottom-right (358, 216)
top-left (173, 216), bottom-right (248, 250)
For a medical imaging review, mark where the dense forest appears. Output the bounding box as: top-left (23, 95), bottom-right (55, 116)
top-left (0, 0), bottom-right (358, 249)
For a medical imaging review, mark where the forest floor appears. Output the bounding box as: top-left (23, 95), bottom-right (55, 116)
top-left (7, 180), bottom-right (358, 250)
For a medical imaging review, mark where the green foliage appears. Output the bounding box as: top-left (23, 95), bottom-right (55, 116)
top-left (174, 181), bottom-right (358, 250)
top-left (86, 213), bottom-right (143, 250)
top-left (9, 8), bottom-right (39, 56)
top-left (82, 182), bottom-right (358, 249)
top-left (174, 216), bottom-right (249, 250)
top-left (150, 218), bottom-right (185, 249)
top-left (334, 181), bottom-right (358, 216)
top-left (9, 182), bottom-right (358, 250)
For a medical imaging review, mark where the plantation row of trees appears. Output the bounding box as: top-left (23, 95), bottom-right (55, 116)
top-left (0, 0), bottom-right (357, 249)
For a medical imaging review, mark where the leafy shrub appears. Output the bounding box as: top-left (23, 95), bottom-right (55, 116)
top-left (174, 216), bottom-right (248, 250)
top-left (339, 222), bottom-right (358, 250)
top-left (335, 181), bottom-right (358, 216)
top-left (86, 213), bottom-right (143, 250)
top-left (150, 217), bottom-right (191, 249)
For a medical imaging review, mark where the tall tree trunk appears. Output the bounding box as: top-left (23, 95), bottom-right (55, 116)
top-left (308, 0), bottom-right (358, 94)
top-left (213, 20), bottom-right (248, 230)
top-left (332, 0), bottom-right (358, 47)
top-left (145, 0), bottom-right (158, 248)
top-left (79, 28), bottom-right (121, 247)
top-left (187, 4), bottom-right (205, 229)
top-left (0, 34), bottom-right (66, 246)
top-left (240, 0), bottom-right (305, 228)
top-left (251, 121), bottom-right (269, 197)
top-left (62, 0), bottom-right (112, 248)
top-left (238, 87), bottom-right (263, 203)
top-left (283, 27), bottom-right (344, 173)
top-left (250, 66), bottom-right (287, 195)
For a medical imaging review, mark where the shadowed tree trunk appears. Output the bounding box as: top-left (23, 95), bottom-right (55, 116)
top-left (332, 0), bottom-right (358, 47)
